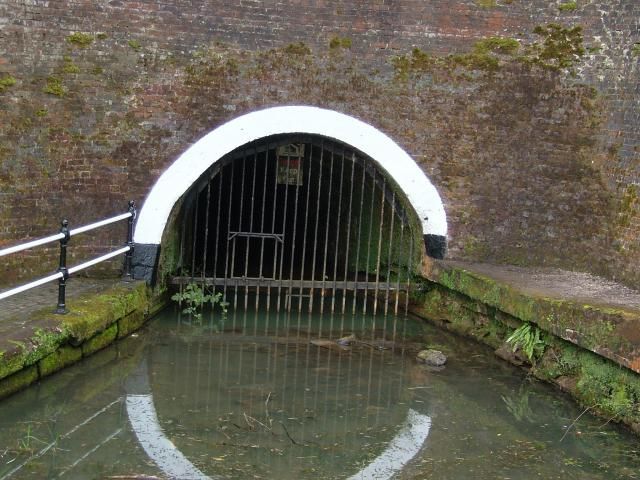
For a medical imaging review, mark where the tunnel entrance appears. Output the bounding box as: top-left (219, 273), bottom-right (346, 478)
top-left (170, 134), bottom-right (421, 314)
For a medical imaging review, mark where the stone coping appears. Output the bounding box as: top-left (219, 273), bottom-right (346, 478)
top-left (423, 260), bottom-right (640, 374)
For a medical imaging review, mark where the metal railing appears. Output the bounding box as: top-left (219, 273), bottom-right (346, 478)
top-left (0, 201), bottom-right (136, 313)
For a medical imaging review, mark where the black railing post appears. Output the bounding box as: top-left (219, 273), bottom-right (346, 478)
top-left (123, 200), bottom-right (136, 281)
top-left (55, 219), bottom-right (70, 314)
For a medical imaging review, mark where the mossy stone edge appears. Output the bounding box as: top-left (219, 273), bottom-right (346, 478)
top-left (0, 281), bottom-right (168, 400)
top-left (415, 262), bottom-right (640, 435)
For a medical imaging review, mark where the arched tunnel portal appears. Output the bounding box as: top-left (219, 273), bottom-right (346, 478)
top-left (132, 107), bottom-right (448, 313)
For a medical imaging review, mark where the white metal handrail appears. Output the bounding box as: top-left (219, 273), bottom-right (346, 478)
top-left (0, 233), bottom-right (65, 257)
top-left (69, 212), bottom-right (133, 237)
top-left (0, 246), bottom-right (132, 302)
top-left (0, 212), bottom-right (133, 258)
top-left (0, 272), bottom-right (63, 301)
top-left (0, 201), bottom-right (136, 313)
top-left (68, 246), bottom-right (131, 275)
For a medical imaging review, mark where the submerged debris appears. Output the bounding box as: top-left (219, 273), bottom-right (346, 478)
top-left (417, 349), bottom-right (447, 367)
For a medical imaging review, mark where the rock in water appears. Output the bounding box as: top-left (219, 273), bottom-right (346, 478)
top-left (417, 349), bottom-right (447, 367)
top-left (336, 333), bottom-right (356, 346)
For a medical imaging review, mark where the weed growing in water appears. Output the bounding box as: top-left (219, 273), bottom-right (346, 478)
top-left (171, 283), bottom-right (228, 320)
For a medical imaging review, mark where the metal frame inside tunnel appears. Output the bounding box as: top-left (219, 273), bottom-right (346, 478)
top-left (170, 134), bottom-right (421, 316)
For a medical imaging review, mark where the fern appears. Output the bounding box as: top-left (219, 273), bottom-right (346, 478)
top-left (506, 322), bottom-right (546, 363)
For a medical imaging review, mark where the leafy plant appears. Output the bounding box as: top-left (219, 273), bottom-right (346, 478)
top-left (506, 322), bottom-right (546, 363)
top-left (171, 283), bottom-right (228, 320)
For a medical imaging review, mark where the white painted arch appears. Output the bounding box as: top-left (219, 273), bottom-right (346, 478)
top-left (133, 106), bottom-right (447, 245)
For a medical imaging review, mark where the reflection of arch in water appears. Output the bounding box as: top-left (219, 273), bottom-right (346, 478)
top-left (124, 358), bottom-right (211, 480)
top-left (124, 319), bottom-right (432, 480)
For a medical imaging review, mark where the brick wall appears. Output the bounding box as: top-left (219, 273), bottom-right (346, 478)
top-left (0, 0), bottom-right (638, 287)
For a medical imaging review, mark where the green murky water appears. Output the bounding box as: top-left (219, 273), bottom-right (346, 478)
top-left (0, 296), bottom-right (639, 479)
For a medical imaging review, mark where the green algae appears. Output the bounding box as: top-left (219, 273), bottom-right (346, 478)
top-left (67, 32), bottom-right (94, 47)
top-left (128, 39), bottom-right (142, 51)
top-left (558, 1), bottom-right (577, 12)
top-left (475, 0), bottom-right (497, 7)
top-left (0, 75), bottom-right (17, 93)
top-left (38, 345), bottom-right (82, 377)
top-left (61, 58), bottom-right (81, 74)
top-left (43, 77), bottom-right (66, 97)
top-left (283, 42), bottom-right (311, 56)
top-left (62, 282), bottom-right (150, 342)
top-left (526, 23), bottom-right (585, 71)
top-left (117, 310), bottom-right (146, 338)
top-left (81, 323), bottom-right (117, 356)
top-left (0, 366), bottom-right (38, 399)
top-left (329, 36), bottom-right (352, 50)
top-left (474, 37), bottom-right (520, 55)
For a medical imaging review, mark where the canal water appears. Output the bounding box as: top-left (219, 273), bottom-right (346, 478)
top-left (0, 296), bottom-right (639, 479)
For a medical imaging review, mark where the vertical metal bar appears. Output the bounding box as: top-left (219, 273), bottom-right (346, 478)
top-left (330, 147), bottom-right (345, 315)
top-left (341, 153), bottom-right (356, 314)
top-left (405, 226), bottom-right (414, 315)
top-left (308, 141), bottom-right (325, 312)
top-left (297, 143), bottom-right (314, 313)
top-left (222, 160), bottom-right (236, 303)
top-left (363, 161), bottom-right (375, 315)
top-left (212, 166), bottom-right (224, 294)
top-left (373, 177), bottom-right (386, 316)
top-left (244, 148), bottom-right (258, 311)
top-left (201, 182), bottom-right (212, 313)
top-left (384, 191), bottom-right (396, 316)
top-left (394, 211), bottom-right (405, 316)
top-left (55, 219), bottom-right (70, 314)
top-left (123, 200), bottom-right (136, 281)
top-left (319, 147), bottom-right (335, 314)
top-left (287, 145), bottom-right (303, 313)
top-left (267, 143), bottom-right (279, 312)
top-left (276, 148), bottom-right (292, 312)
top-left (176, 197), bottom-right (190, 307)
top-left (256, 146), bottom-right (270, 311)
top-left (178, 200), bottom-right (188, 277)
top-left (232, 151), bottom-right (248, 310)
top-left (352, 156), bottom-right (366, 315)
top-left (189, 190), bottom-right (200, 287)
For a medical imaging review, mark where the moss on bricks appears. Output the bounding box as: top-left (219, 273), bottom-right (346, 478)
top-left (118, 310), bottom-right (146, 338)
top-left (0, 74), bottom-right (17, 93)
top-left (0, 366), bottom-right (38, 399)
top-left (62, 282), bottom-right (150, 343)
top-left (0, 350), bottom-right (27, 381)
top-left (38, 345), bottom-right (82, 377)
top-left (0, 327), bottom-right (69, 381)
top-left (67, 32), bottom-right (94, 47)
top-left (534, 337), bottom-right (640, 431)
top-left (81, 323), bottom-right (118, 356)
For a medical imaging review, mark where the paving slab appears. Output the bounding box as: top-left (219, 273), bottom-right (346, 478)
top-left (443, 261), bottom-right (640, 312)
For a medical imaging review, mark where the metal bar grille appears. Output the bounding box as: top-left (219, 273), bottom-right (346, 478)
top-left (172, 135), bottom-right (419, 316)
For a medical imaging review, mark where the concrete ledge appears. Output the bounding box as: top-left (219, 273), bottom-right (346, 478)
top-left (416, 260), bottom-right (640, 434)
top-left (423, 260), bottom-right (640, 374)
top-left (0, 281), bottom-right (168, 401)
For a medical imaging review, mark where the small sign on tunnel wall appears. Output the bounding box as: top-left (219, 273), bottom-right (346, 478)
top-left (277, 143), bottom-right (305, 186)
